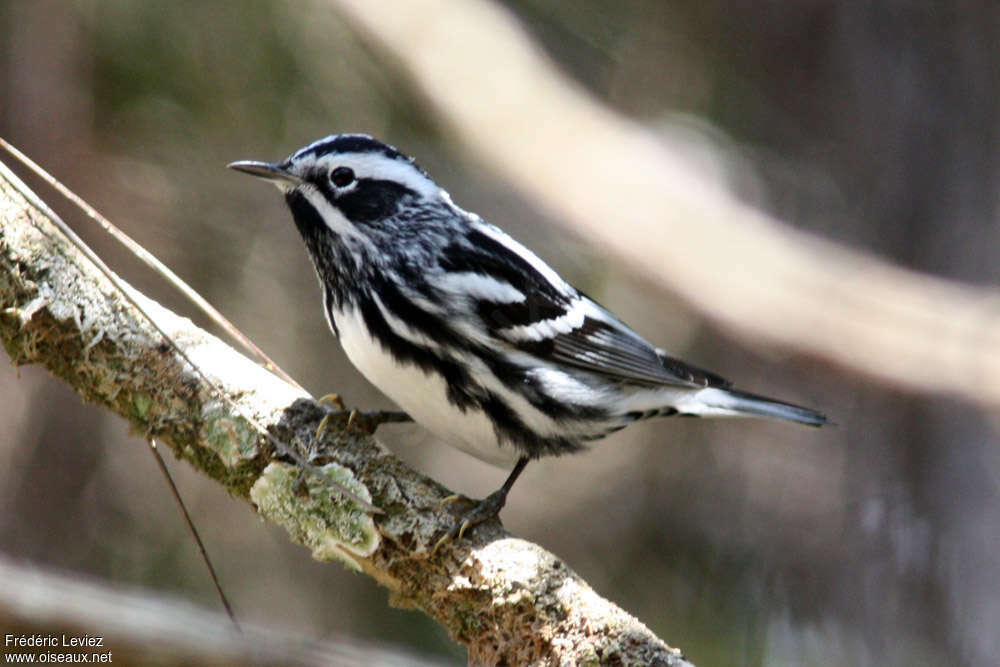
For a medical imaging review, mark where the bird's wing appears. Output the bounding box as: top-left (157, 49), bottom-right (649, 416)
top-left (495, 291), bottom-right (730, 388)
top-left (441, 222), bottom-right (729, 388)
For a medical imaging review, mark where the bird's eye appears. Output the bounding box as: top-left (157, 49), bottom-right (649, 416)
top-left (330, 166), bottom-right (355, 188)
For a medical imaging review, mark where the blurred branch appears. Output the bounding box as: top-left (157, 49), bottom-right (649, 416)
top-left (0, 554), bottom-right (441, 667)
top-left (0, 163), bottom-right (691, 664)
top-left (331, 0), bottom-right (1000, 408)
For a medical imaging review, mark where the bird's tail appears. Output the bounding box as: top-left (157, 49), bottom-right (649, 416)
top-left (682, 387), bottom-right (829, 427)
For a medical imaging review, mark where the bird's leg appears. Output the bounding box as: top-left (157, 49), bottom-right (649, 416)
top-left (314, 393), bottom-right (412, 439)
top-left (434, 457), bottom-right (530, 553)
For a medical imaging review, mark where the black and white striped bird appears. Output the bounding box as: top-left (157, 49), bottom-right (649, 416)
top-left (230, 134), bottom-right (828, 542)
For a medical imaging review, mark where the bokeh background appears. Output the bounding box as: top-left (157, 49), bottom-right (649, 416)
top-left (2, 1), bottom-right (1000, 665)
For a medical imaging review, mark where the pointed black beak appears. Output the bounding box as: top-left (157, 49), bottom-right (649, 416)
top-left (227, 160), bottom-right (303, 187)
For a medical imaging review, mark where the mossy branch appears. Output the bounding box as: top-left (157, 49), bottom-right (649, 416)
top-left (0, 162), bottom-right (691, 665)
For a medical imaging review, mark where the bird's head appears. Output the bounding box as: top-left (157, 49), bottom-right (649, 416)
top-left (229, 134), bottom-right (449, 239)
top-left (230, 133), bottom-right (473, 301)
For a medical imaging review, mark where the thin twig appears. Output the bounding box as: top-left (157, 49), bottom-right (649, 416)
top-left (147, 438), bottom-right (241, 631)
top-left (0, 137), bottom-right (303, 391)
top-left (0, 153), bottom-right (381, 514)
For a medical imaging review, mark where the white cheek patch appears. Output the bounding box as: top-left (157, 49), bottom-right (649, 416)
top-left (301, 186), bottom-right (368, 244)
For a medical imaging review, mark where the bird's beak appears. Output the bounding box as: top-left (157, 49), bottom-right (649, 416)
top-left (227, 160), bottom-right (303, 188)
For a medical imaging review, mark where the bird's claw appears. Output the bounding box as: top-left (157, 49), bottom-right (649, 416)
top-left (432, 489), bottom-right (508, 554)
top-left (342, 409), bottom-right (410, 434)
top-left (437, 493), bottom-right (476, 510)
top-left (314, 394), bottom-right (346, 440)
top-left (313, 400), bottom-right (411, 439)
top-left (317, 393), bottom-right (347, 411)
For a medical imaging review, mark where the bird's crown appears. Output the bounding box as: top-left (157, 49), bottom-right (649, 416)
top-left (281, 133), bottom-right (438, 200)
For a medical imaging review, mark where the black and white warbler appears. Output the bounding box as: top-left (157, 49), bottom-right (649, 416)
top-left (230, 134), bottom-right (828, 543)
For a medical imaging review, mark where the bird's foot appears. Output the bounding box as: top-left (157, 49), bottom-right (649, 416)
top-left (317, 393), bottom-right (347, 411)
top-left (433, 488), bottom-right (510, 553)
top-left (314, 394), bottom-right (411, 439)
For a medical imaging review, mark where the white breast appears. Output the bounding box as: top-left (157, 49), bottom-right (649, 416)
top-left (333, 307), bottom-right (520, 467)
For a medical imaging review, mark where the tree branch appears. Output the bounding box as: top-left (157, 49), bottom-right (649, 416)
top-left (0, 554), bottom-right (442, 667)
top-left (0, 162), bottom-right (691, 664)
top-left (330, 0), bottom-right (1000, 407)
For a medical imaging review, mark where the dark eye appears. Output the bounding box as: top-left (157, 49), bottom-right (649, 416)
top-left (330, 166), bottom-right (355, 188)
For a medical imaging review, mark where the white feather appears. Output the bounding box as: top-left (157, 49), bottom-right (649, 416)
top-left (470, 220), bottom-right (572, 296)
top-left (333, 306), bottom-right (521, 465)
top-left (435, 271), bottom-right (525, 303)
top-left (499, 299), bottom-right (587, 341)
top-left (371, 292), bottom-right (444, 351)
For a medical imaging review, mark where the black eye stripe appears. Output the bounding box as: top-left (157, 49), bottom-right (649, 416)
top-left (330, 166), bottom-right (355, 187)
top-left (334, 179), bottom-right (417, 223)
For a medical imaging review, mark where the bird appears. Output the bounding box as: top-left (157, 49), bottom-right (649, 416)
top-left (229, 134), bottom-right (828, 545)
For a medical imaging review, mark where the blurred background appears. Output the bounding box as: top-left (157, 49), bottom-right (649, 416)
top-left (2, 1), bottom-right (999, 665)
